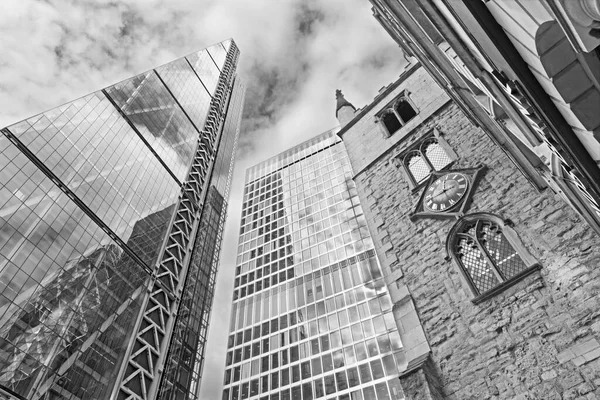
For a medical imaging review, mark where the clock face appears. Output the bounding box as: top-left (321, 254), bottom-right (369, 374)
top-left (423, 173), bottom-right (469, 212)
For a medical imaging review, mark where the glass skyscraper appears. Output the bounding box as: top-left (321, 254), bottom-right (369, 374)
top-left (0, 39), bottom-right (244, 400)
top-left (222, 130), bottom-right (404, 400)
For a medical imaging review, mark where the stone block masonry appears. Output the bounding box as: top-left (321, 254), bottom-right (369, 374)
top-left (340, 68), bottom-right (600, 399)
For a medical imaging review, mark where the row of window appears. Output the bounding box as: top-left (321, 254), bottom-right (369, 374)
top-left (244, 160), bottom-right (347, 207)
top-left (244, 147), bottom-right (347, 205)
top-left (245, 133), bottom-right (340, 185)
top-left (236, 222), bottom-right (369, 288)
top-left (242, 198), bottom-right (284, 227)
top-left (230, 253), bottom-right (383, 332)
top-left (224, 376), bottom-right (401, 400)
top-left (226, 322), bottom-right (399, 376)
top-left (240, 180), bottom-right (352, 236)
top-left (224, 352), bottom-right (403, 399)
top-left (236, 217), bottom-right (367, 292)
top-left (238, 175), bottom-right (357, 251)
top-left (227, 302), bottom-right (395, 366)
top-left (243, 152), bottom-right (350, 217)
top-left (237, 200), bottom-right (366, 275)
top-left (229, 291), bottom-right (392, 353)
top-left (231, 252), bottom-right (380, 342)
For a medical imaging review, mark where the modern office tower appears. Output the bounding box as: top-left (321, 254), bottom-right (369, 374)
top-left (0, 39), bottom-right (244, 400)
top-left (222, 130), bottom-right (405, 400)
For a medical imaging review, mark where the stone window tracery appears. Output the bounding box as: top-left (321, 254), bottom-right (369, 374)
top-left (395, 129), bottom-right (457, 189)
top-left (376, 95), bottom-right (418, 136)
top-left (447, 213), bottom-right (540, 303)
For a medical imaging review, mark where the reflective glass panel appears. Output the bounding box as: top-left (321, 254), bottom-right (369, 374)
top-left (223, 130), bottom-right (404, 399)
top-left (105, 71), bottom-right (199, 181)
top-left (0, 135), bottom-right (148, 399)
top-left (156, 59), bottom-right (212, 130)
top-left (7, 92), bottom-right (180, 267)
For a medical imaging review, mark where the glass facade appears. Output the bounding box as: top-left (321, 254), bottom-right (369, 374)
top-left (0, 39), bottom-right (244, 400)
top-left (222, 130), bottom-right (404, 400)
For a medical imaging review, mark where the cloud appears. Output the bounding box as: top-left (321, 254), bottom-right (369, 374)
top-left (0, 0), bottom-right (406, 399)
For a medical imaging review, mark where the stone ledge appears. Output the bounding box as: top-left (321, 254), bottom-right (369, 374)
top-left (399, 352), bottom-right (431, 378)
top-left (472, 264), bottom-right (542, 305)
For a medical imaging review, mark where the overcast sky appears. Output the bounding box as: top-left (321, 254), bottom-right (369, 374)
top-left (0, 0), bottom-right (406, 398)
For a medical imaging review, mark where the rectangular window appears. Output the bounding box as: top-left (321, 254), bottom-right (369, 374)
top-left (358, 363), bottom-right (371, 384)
top-left (322, 354), bottom-right (333, 373)
top-left (261, 356), bottom-right (269, 373)
top-left (290, 346), bottom-right (299, 363)
top-left (311, 357), bottom-right (322, 375)
top-left (302, 382), bottom-right (313, 400)
top-left (370, 359), bottom-right (385, 380)
top-left (271, 371), bottom-right (279, 390)
top-left (324, 374), bottom-right (335, 395)
top-left (281, 368), bottom-right (290, 386)
top-left (261, 375), bottom-right (269, 394)
top-left (250, 379), bottom-right (259, 396)
top-left (292, 365), bottom-right (300, 383)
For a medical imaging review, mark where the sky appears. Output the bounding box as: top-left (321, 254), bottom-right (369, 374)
top-left (0, 0), bottom-right (407, 398)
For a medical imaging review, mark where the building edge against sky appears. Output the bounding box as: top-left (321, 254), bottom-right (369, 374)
top-left (0, 39), bottom-right (244, 400)
top-left (369, 0), bottom-right (600, 235)
top-left (221, 129), bottom-right (405, 400)
top-left (331, 0), bottom-right (600, 397)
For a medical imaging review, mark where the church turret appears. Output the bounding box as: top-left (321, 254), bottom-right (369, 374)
top-left (336, 89), bottom-right (357, 127)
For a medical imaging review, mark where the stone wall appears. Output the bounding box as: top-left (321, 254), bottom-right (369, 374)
top-left (339, 64), bottom-right (450, 175)
top-left (343, 92), bottom-right (600, 398)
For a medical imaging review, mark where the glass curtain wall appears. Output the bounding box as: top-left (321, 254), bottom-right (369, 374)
top-left (222, 130), bottom-right (405, 400)
top-left (0, 39), bottom-right (240, 400)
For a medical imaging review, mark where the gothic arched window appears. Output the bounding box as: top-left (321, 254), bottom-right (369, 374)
top-left (376, 95), bottom-right (418, 137)
top-left (402, 137), bottom-right (453, 186)
top-left (447, 214), bottom-right (540, 302)
top-left (404, 151), bottom-right (430, 185)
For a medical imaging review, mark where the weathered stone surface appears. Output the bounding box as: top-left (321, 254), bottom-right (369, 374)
top-left (340, 65), bottom-right (600, 399)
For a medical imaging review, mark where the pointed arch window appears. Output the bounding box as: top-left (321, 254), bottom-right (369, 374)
top-left (447, 214), bottom-right (540, 303)
top-left (396, 129), bottom-right (457, 189)
top-left (376, 95), bottom-right (418, 136)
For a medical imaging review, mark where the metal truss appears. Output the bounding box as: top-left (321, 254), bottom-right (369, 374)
top-left (115, 42), bottom-right (240, 400)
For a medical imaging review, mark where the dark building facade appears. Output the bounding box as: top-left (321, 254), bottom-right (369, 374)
top-left (0, 39), bottom-right (244, 400)
top-left (337, 57), bottom-right (600, 399)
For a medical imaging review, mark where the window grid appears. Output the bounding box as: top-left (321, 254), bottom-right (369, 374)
top-left (105, 71), bottom-right (199, 181)
top-left (224, 132), bottom-right (404, 400)
top-left (454, 220), bottom-right (528, 295)
top-left (402, 137), bottom-right (453, 187)
top-left (8, 92), bottom-right (181, 267)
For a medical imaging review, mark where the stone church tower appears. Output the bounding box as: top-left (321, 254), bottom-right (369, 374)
top-left (337, 62), bottom-right (600, 399)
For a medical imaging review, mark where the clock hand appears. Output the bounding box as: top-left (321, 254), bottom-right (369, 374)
top-left (433, 181), bottom-right (456, 200)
